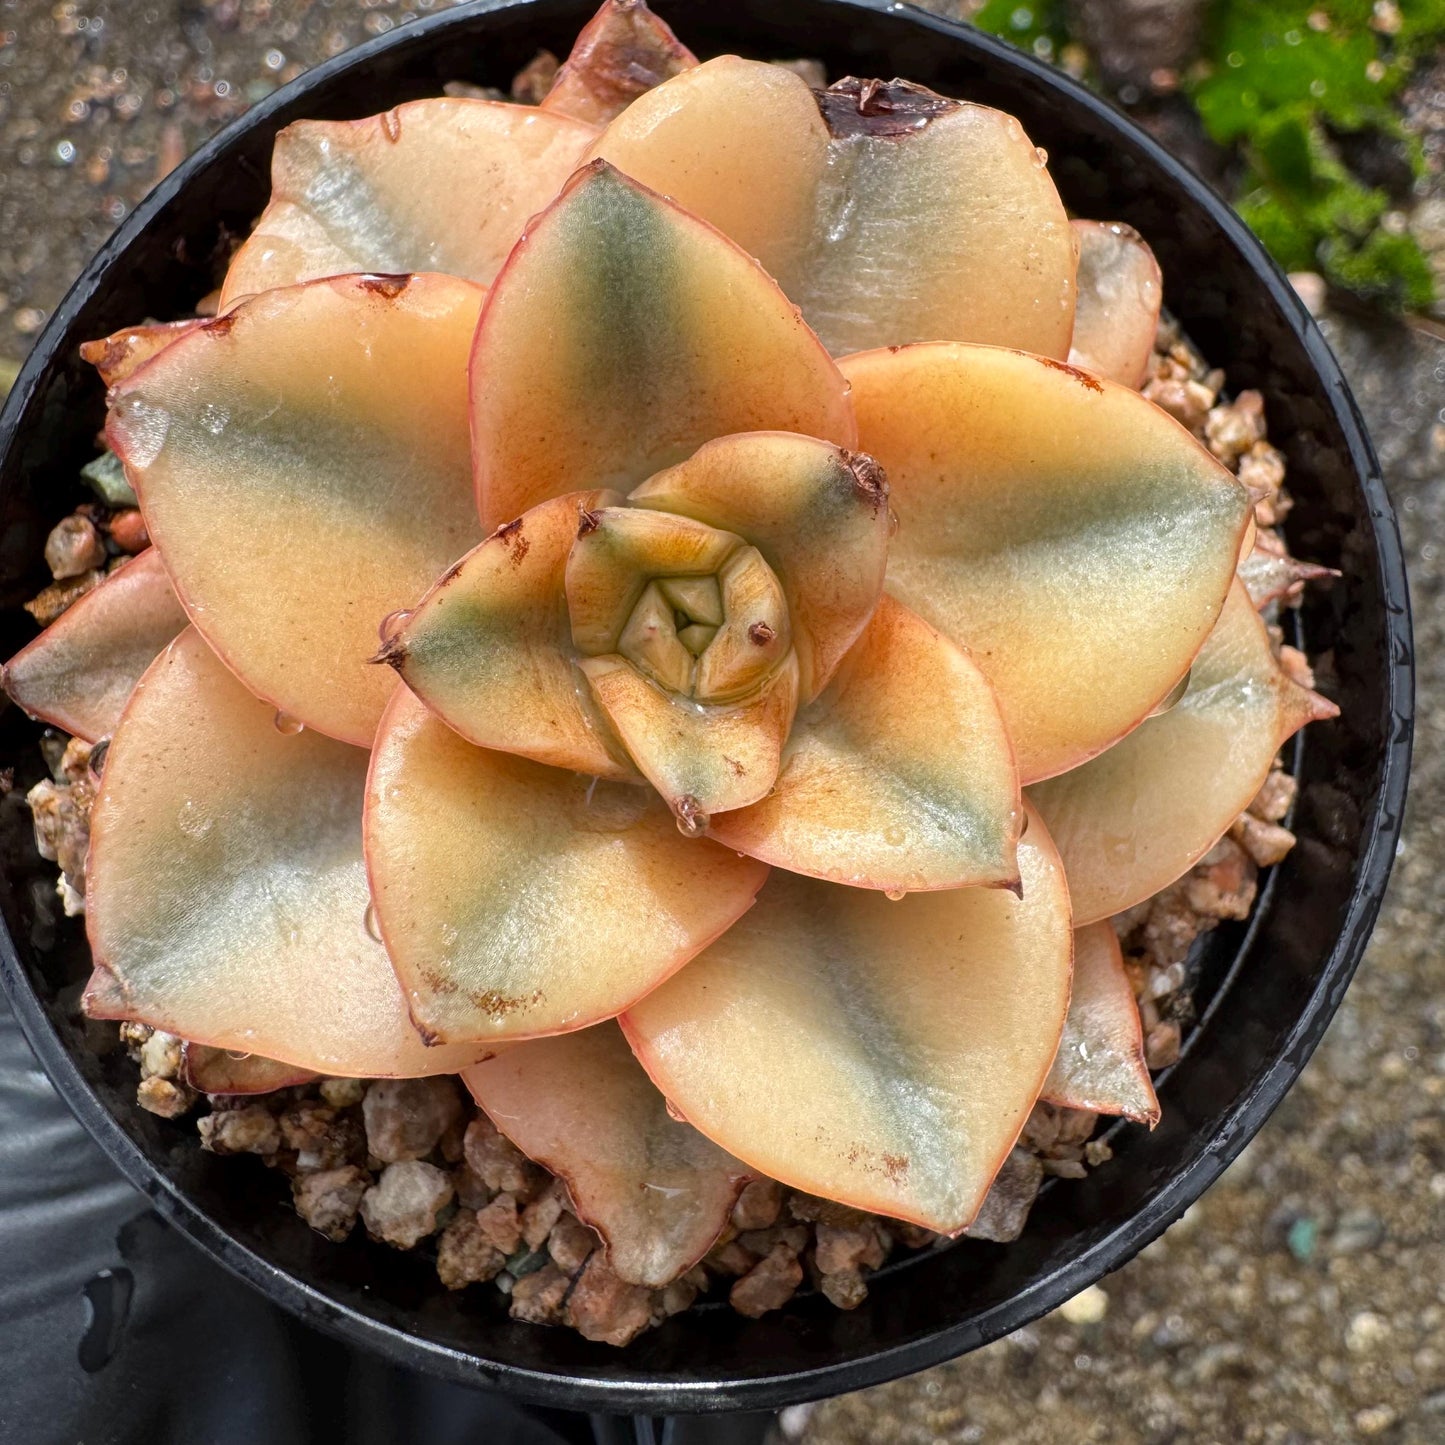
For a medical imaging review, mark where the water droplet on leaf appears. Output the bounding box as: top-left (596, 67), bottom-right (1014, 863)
top-left (378, 608), bottom-right (411, 643)
top-left (273, 710), bottom-right (304, 735)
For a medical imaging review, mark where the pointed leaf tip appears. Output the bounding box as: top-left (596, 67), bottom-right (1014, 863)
top-left (364, 687), bottom-right (770, 1044)
top-left (1043, 923), bottom-right (1159, 1126)
top-left (1030, 581), bottom-right (1333, 925)
top-left (392, 489), bottom-right (634, 780)
top-left (623, 804), bottom-right (1071, 1233)
top-left (542, 0), bottom-right (697, 127)
top-left (2, 549), bottom-right (186, 744)
top-left (85, 628), bottom-right (492, 1078)
top-left (464, 1023), bottom-right (749, 1287)
top-left (470, 161), bottom-right (853, 529)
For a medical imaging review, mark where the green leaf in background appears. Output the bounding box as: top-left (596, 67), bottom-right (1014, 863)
top-left (1189, 0), bottom-right (1441, 311)
top-left (972, 0), bottom-right (1071, 63)
top-left (1192, 2), bottom-right (1394, 143)
top-left (976, 0), bottom-right (1443, 313)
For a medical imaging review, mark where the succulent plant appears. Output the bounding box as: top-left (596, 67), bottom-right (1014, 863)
top-left (6, 1), bottom-right (1338, 1302)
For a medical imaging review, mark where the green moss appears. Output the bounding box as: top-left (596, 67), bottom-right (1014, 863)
top-left (1188, 1), bottom-right (1440, 311)
top-left (971, 0), bottom-right (1071, 64)
top-left (974, 0), bottom-right (1444, 313)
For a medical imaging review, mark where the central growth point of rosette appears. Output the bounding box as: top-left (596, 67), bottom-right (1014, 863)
top-left (563, 444), bottom-right (890, 832)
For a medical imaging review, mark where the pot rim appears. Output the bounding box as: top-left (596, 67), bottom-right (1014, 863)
top-left (0, 0), bottom-right (1413, 1414)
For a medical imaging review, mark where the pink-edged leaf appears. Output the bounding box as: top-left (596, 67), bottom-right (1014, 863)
top-left (591, 61), bottom-right (1077, 357)
top-left (84, 628), bottom-right (492, 1078)
top-left (220, 99), bottom-right (595, 307)
top-left (363, 686), bottom-right (770, 1044)
top-left (382, 491), bottom-right (636, 781)
top-left (2, 549), bottom-right (186, 744)
top-left (622, 804), bottom-right (1072, 1233)
top-left (707, 594), bottom-right (1021, 893)
top-left (464, 1022), bottom-right (751, 1286)
top-left (106, 273), bottom-right (483, 746)
top-left (1029, 581), bottom-right (1338, 924)
top-left (470, 160), bottom-right (854, 529)
top-left (840, 343), bottom-right (1251, 782)
top-left (1042, 923), bottom-right (1159, 1124)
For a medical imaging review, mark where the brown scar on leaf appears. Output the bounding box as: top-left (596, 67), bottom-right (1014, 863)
top-left (747, 621), bottom-right (775, 646)
top-left (843, 449), bottom-right (889, 511)
top-left (1037, 355), bottom-right (1104, 393)
top-left (495, 516), bottom-right (530, 566)
top-left (81, 337), bottom-right (136, 374)
top-left (725, 756), bottom-right (746, 776)
top-left (201, 313), bottom-right (238, 337)
top-left (814, 77), bottom-right (955, 139)
top-left (436, 554), bottom-right (467, 587)
top-left (357, 274), bottom-right (412, 300)
top-left (473, 987), bottom-right (544, 1020)
top-left (843, 1141), bottom-right (910, 1183)
top-left (577, 506), bottom-right (602, 538)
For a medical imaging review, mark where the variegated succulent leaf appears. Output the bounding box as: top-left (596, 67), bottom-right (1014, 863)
top-left (541, 0), bottom-right (698, 126)
top-left (590, 59), bottom-right (1077, 358)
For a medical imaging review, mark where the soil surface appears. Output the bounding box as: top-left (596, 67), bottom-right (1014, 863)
top-left (1, 3), bottom-right (1441, 1441)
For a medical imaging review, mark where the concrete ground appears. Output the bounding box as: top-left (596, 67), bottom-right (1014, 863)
top-left (0, 3), bottom-right (1440, 1441)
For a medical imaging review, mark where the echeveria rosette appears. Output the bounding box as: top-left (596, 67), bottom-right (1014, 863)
top-left (365, 163), bottom-right (1029, 1059)
top-left (0, 3), bottom-right (1341, 1252)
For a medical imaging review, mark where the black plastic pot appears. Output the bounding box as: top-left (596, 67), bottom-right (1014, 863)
top-left (0, 0), bottom-right (1412, 1416)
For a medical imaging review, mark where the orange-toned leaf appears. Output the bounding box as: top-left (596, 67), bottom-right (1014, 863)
top-left (2, 549), bottom-right (186, 744)
top-left (622, 804), bottom-right (1072, 1233)
top-left (84, 629), bottom-right (492, 1078)
top-left (220, 99), bottom-right (595, 308)
top-left (80, 319), bottom-right (205, 387)
top-left (106, 274), bottom-right (483, 746)
top-left (591, 61), bottom-right (1076, 357)
top-left (382, 491), bottom-right (635, 781)
top-left (470, 161), bottom-right (854, 529)
top-left (463, 1022), bottom-right (750, 1286)
top-left (364, 687), bottom-right (770, 1044)
top-left (542, 0), bottom-right (696, 126)
top-left (579, 651), bottom-right (799, 819)
top-left (1041, 923), bottom-right (1158, 1124)
top-left (1029, 581), bottom-right (1338, 924)
top-left (628, 432), bottom-right (890, 700)
top-left (841, 343), bottom-right (1251, 782)
top-left (708, 594), bottom-right (1021, 893)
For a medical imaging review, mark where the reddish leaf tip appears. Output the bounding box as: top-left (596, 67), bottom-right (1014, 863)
top-left (369, 636), bottom-right (409, 671)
